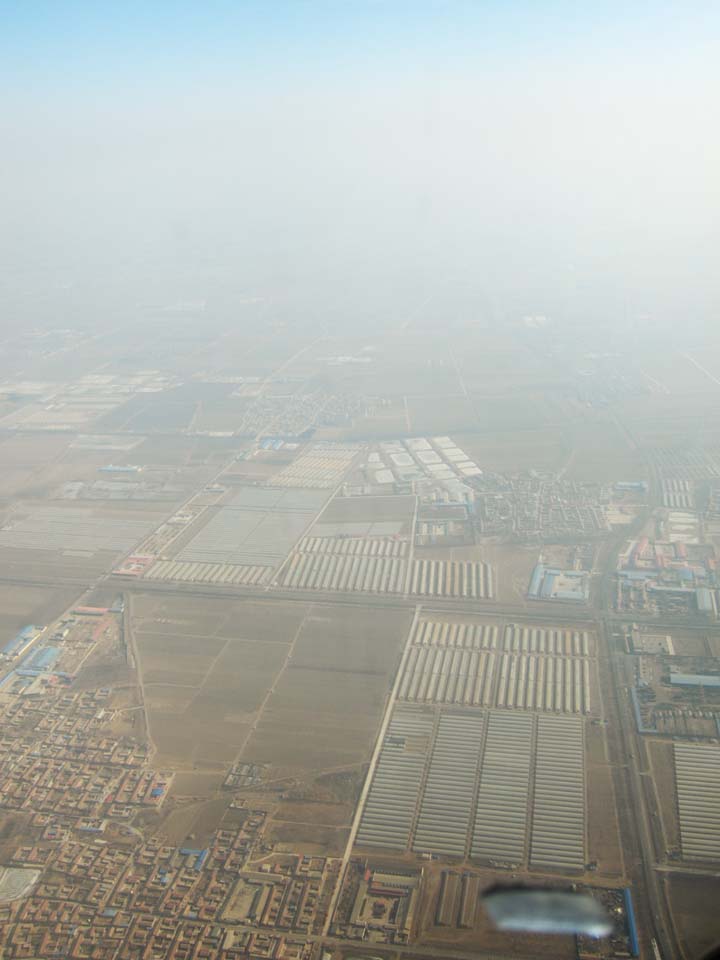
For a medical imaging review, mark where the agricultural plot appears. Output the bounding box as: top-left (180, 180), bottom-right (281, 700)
top-left (276, 553), bottom-right (408, 593)
top-left (191, 398), bottom-right (255, 433)
top-left (410, 559), bottom-right (495, 599)
top-left (674, 742), bottom-right (720, 862)
top-left (668, 875), bottom-right (720, 960)
top-left (355, 708), bottom-right (433, 851)
top-left (0, 504), bottom-right (160, 557)
top-left (411, 621), bottom-right (501, 650)
top-left (457, 429), bottom-right (569, 474)
top-left (239, 605), bottom-right (411, 776)
top-left (294, 537), bottom-right (408, 557)
top-left (131, 595), bottom-right (309, 767)
top-left (355, 705), bottom-right (587, 871)
top-left (406, 396), bottom-right (479, 435)
top-left (286, 494), bottom-right (414, 573)
top-left (504, 624), bottom-right (592, 656)
top-left (170, 487), bottom-right (328, 570)
top-left (471, 712), bottom-right (532, 864)
top-left (399, 646), bottom-right (496, 706)
top-left (495, 653), bottom-right (590, 713)
top-left (413, 712), bottom-right (485, 857)
top-left (268, 443), bottom-right (363, 488)
top-left (530, 715), bottom-right (586, 870)
top-left (145, 560), bottom-right (270, 586)
top-left (309, 492), bottom-right (415, 535)
top-left (468, 394), bottom-right (559, 433)
top-left (0, 583), bottom-right (81, 646)
top-left (118, 394), bottom-right (200, 433)
top-left (397, 618), bottom-right (594, 714)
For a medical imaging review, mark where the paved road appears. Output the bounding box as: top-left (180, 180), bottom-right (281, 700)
top-left (104, 575), bottom-right (720, 636)
top-left (601, 616), bottom-right (680, 960)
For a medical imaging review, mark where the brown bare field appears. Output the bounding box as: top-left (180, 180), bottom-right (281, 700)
top-left (564, 419), bottom-right (649, 481)
top-left (671, 633), bottom-right (711, 657)
top-left (0, 811), bottom-right (33, 863)
top-left (468, 393), bottom-right (560, 433)
top-left (0, 434), bottom-right (72, 497)
top-left (144, 686), bottom-right (196, 714)
top-left (191, 398), bottom-right (253, 433)
top-left (0, 583), bottom-right (80, 639)
top-left (341, 399), bottom-right (409, 440)
top-left (315, 495), bottom-right (415, 525)
top-left (271, 801), bottom-right (352, 827)
top-left (242, 666), bottom-right (390, 772)
top-left (668, 874), bottom-right (720, 959)
top-left (241, 605), bottom-right (411, 777)
top-left (407, 395), bottom-right (478, 435)
top-left (137, 632), bottom-right (226, 685)
top-left (0, 545), bottom-right (120, 583)
top-left (347, 353), bottom-right (463, 398)
top-left (132, 595), bottom-right (409, 787)
top-left (620, 391), bottom-right (720, 446)
top-left (647, 739), bottom-right (680, 852)
top-left (132, 595), bottom-right (309, 767)
top-left (585, 724), bottom-right (624, 878)
top-left (265, 820), bottom-right (348, 854)
top-left (154, 796), bottom-right (231, 846)
top-left (456, 428), bottom-right (569, 473)
top-left (482, 543), bottom-right (538, 605)
top-left (169, 771), bottom-right (226, 797)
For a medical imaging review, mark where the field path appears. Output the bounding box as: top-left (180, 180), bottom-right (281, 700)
top-left (125, 592), bottom-right (157, 762)
top-left (229, 601), bottom-right (314, 766)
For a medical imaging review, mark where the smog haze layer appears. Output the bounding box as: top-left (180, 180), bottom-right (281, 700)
top-left (1, 1), bottom-right (719, 336)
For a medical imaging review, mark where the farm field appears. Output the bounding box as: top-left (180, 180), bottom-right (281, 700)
top-left (0, 583), bottom-right (80, 642)
top-left (406, 395), bottom-right (479, 435)
top-left (667, 875), bottom-right (720, 960)
top-left (130, 594), bottom-right (308, 767)
top-left (130, 595), bottom-right (411, 793)
top-left (240, 604), bottom-right (411, 776)
top-left (0, 501), bottom-right (168, 583)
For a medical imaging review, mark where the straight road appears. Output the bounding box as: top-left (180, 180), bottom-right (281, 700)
top-left (601, 616), bottom-right (680, 959)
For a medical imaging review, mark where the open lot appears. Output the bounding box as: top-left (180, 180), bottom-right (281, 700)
top-left (308, 494), bottom-right (415, 538)
top-left (457, 429), bottom-right (569, 473)
top-left (131, 594), bottom-right (308, 768)
top-left (647, 739), bottom-right (680, 853)
top-left (131, 595), bottom-right (411, 796)
top-left (0, 434), bottom-right (73, 498)
top-left (241, 605), bottom-right (411, 776)
top-left (406, 395), bottom-right (478, 435)
top-left (0, 583), bottom-right (80, 644)
top-left (168, 486), bottom-right (329, 569)
top-left (0, 501), bottom-right (166, 582)
top-left (668, 874), bottom-right (720, 959)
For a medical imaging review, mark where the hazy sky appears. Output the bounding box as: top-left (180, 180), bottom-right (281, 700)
top-left (2, 1), bottom-right (719, 327)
